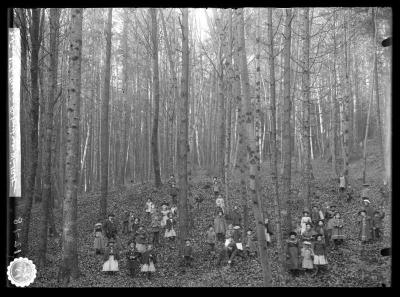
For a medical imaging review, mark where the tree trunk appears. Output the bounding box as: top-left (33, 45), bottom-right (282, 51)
top-left (268, 7), bottom-right (285, 285)
top-left (238, 8), bottom-right (272, 287)
top-left (38, 8), bottom-right (60, 268)
top-left (301, 8), bottom-right (312, 211)
top-left (99, 8), bottom-right (112, 219)
top-left (178, 8), bottom-right (190, 253)
top-left (21, 8), bottom-right (41, 256)
top-left (150, 8), bottom-right (162, 188)
top-left (281, 8), bottom-right (293, 232)
top-left (59, 8), bottom-right (83, 284)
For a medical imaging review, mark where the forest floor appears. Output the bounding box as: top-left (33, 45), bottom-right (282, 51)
top-left (23, 139), bottom-right (391, 287)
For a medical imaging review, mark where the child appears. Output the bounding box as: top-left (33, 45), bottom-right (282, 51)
top-left (126, 241), bottom-right (141, 278)
top-left (346, 185), bottom-right (354, 202)
top-left (150, 211), bottom-right (161, 247)
top-left (216, 194), bottom-right (225, 214)
top-left (300, 210), bottom-right (312, 235)
top-left (315, 220), bottom-right (328, 244)
top-left (214, 211), bottom-right (227, 243)
top-left (331, 212), bottom-right (345, 248)
top-left (213, 177), bottom-right (220, 197)
top-left (169, 183), bottom-right (179, 205)
top-left (358, 210), bottom-right (372, 244)
top-left (145, 198), bottom-right (155, 220)
top-left (217, 238), bottom-right (238, 267)
top-left (312, 234), bottom-right (328, 276)
top-left (104, 213), bottom-right (118, 241)
top-left (122, 211), bottom-right (129, 234)
top-left (206, 225), bottom-right (217, 253)
top-left (324, 205), bottom-right (336, 244)
top-left (141, 244), bottom-right (157, 279)
top-left (301, 241), bottom-right (314, 273)
top-left (131, 217), bottom-right (140, 235)
top-left (372, 210), bottom-right (385, 241)
top-left (229, 205), bottom-right (242, 227)
top-left (160, 203), bottom-right (170, 228)
top-left (245, 229), bottom-right (258, 258)
top-left (182, 239), bottom-right (194, 267)
top-left (311, 205), bottom-right (324, 227)
top-left (165, 212), bottom-right (177, 242)
top-left (286, 231), bottom-right (301, 276)
top-left (103, 239), bottom-right (120, 274)
top-left (94, 222), bottom-right (105, 255)
top-left (339, 175), bottom-right (346, 199)
top-left (264, 218), bottom-right (273, 246)
top-left (170, 204), bottom-right (178, 218)
top-left (301, 223), bottom-right (316, 243)
top-left (135, 225), bottom-right (148, 253)
top-left (225, 224), bottom-right (234, 242)
top-left (232, 225), bottom-right (244, 258)
top-left (128, 211), bottom-right (135, 233)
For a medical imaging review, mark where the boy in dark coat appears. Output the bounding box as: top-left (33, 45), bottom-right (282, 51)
top-left (182, 239), bottom-right (194, 267)
top-left (229, 205), bottom-right (242, 227)
top-left (104, 214), bottom-right (118, 241)
top-left (169, 183), bottom-right (179, 205)
top-left (372, 210), bottom-right (385, 241)
top-left (126, 241), bottom-right (141, 277)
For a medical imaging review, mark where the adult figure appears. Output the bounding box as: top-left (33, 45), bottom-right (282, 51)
top-left (104, 213), bottom-right (118, 241)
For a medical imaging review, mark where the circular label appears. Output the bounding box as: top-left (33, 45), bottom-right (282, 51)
top-left (7, 257), bottom-right (37, 287)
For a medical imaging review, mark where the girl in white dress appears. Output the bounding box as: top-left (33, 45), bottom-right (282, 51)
top-left (102, 239), bottom-right (119, 274)
top-left (300, 210), bottom-right (312, 235)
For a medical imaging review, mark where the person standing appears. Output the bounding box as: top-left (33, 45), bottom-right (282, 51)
top-left (214, 211), bottom-right (227, 243)
top-left (104, 214), bottom-right (118, 241)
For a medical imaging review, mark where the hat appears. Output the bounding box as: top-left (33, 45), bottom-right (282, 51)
top-left (107, 239), bottom-right (115, 245)
top-left (303, 209), bottom-right (310, 214)
top-left (303, 241), bottom-right (312, 245)
top-left (363, 183), bottom-right (370, 186)
top-left (358, 210), bottom-right (366, 215)
top-left (363, 198), bottom-right (371, 204)
top-left (95, 223), bottom-right (102, 227)
top-left (108, 213), bottom-right (115, 218)
top-left (289, 231), bottom-right (297, 236)
top-left (233, 225), bottom-right (240, 230)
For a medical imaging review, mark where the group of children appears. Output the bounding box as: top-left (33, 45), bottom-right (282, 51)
top-left (93, 175), bottom-right (386, 280)
top-left (285, 192), bottom-right (385, 277)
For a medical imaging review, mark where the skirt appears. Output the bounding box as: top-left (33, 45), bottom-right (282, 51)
top-left (103, 256), bottom-right (119, 271)
top-left (136, 243), bottom-right (147, 253)
top-left (141, 261), bottom-right (156, 272)
top-left (313, 255), bottom-right (328, 265)
top-left (94, 236), bottom-right (105, 251)
top-left (161, 216), bottom-right (168, 227)
top-left (165, 228), bottom-right (176, 238)
top-left (302, 258), bottom-right (313, 269)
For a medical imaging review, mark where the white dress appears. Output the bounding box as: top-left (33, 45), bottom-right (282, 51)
top-left (103, 255), bottom-right (119, 272)
top-left (160, 209), bottom-right (170, 227)
top-left (300, 216), bottom-right (312, 235)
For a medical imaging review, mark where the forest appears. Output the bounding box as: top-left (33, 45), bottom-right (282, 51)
top-left (9, 7), bottom-right (391, 287)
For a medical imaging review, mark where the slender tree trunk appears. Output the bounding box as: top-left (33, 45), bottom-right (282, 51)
top-left (59, 8), bottom-right (83, 284)
top-left (178, 8), bottom-right (189, 253)
top-left (21, 8), bottom-right (41, 256)
top-left (238, 8), bottom-right (271, 286)
top-left (268, 7), bottom-right (285, 285)
top-left (150, 8), bottom-right (162, 187)
top-left (301, 8), bottom-right (312, 211)
top-left (281, 8), bottom-right (293, 232)
top-left (99, 8), bottom-right (112, 219)
top-left (38, 8), bottom-right (60, 267)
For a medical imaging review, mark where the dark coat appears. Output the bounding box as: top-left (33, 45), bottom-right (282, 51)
top-left (184, 246), bottom-right (193, 258)
top-left (372, 212), bottom-right (385, 229)
top-left (214, 216), bottom-right (227, 234)
top-left (104, 219), bottom-right (118, 239)
top-left (141, 250), bottom-right (157, 265)
top-left (313, 241), bottom-right (327, 256)
top-left (166, 218), bottom-right (176, 231)
top-left (232, 229), bottom-right (242, 243)
top-left (285, 239), bottom-right (300, 270)
top-left (135, 229), bottom-right (148, 244)
top-left (230, 211), bottom-right (242, 226)
top-left (104, 245), bottom-right (119, 261)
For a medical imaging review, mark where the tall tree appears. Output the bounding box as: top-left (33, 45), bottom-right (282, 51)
top-left (237, 8), bottom-right (272, 286)
top-left (99, 8), bottom-right (112, 219)
top-left (21, 8), bottom-right (41, 256)
top-left (150, 8), bottom-right (162, 187)
top-left (59, 8), bottom-right (83, 284)
top-left (281, 8), bottom-right (293, 232)
top-left (268, 7), bottom-right (285, 285)
top-left (178, 8), bottom-right (190, 252)
top-left (301, 8), bottom-right (312, 211)
top-left (38, 8), bottom-right (60, 267)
